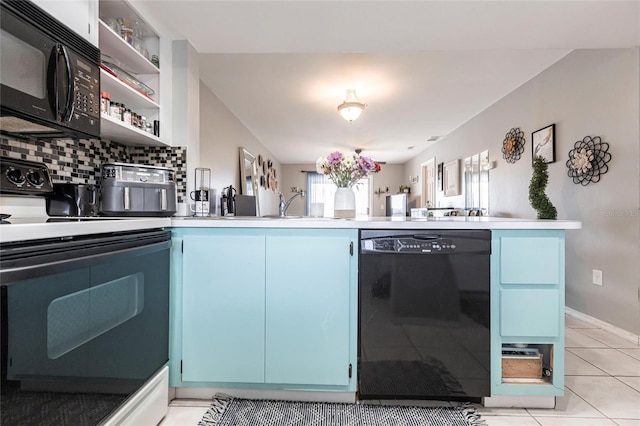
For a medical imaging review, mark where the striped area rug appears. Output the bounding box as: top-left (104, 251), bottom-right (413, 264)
top-left (198, 397), bottom-right (485, 426)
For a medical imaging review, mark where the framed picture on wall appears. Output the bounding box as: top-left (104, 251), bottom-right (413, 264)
top-left (532, 123), bottom-right (555, 164)
top-left (437, 162), bottom-right (444, 191)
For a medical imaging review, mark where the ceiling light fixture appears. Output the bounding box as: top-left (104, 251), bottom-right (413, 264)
top-left (337, 89), bottom-right (366, 122)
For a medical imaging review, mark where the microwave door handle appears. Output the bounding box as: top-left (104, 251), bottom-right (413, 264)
top-left (57, 45), bottom-right (75, 123)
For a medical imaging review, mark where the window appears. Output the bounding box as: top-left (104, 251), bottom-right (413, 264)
top-left (306, 172), bottom-right (370, 217)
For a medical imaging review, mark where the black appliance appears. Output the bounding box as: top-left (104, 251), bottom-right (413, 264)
top-left (0, 0), bottom-right (100, 139)
top-left (0, 228), bottom-right (171, 426)
top-left (358, 229), bottom-right (491, 402)
top-left (46, 183), bottom-right (100, 217)
top-left (0, 156), bottom-right (54, 196)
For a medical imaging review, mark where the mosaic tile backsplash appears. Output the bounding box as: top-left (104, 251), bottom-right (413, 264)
top-left (1, 137), bottom-right (188, 202)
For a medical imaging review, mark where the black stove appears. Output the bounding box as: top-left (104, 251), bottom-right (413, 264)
top-left (0, 156), bottom-right (54, 196)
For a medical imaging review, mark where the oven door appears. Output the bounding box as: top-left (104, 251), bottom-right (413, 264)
top-left (0, 229), bottom-right (170, 425)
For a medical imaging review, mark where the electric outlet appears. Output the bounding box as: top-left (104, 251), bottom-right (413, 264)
top-left (290, 187), bottom-right (299, 193)
top-left (592, 269), bottom-right (603, 286)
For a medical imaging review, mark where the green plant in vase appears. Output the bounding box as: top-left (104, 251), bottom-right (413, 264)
top-left (529, 157), bottom-right (557, 220)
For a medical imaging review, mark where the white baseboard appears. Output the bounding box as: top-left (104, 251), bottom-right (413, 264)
top-left (175, 387), bottom-right (356, 404)
top-left (565, 306), bottom-right (640, 345)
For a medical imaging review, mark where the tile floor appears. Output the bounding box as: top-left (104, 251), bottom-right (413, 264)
top-left (159, 314), bottom-right (640, 425)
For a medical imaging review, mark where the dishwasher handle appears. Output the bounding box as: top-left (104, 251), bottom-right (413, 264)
top-left (412, 234), bottom-right (441, 240)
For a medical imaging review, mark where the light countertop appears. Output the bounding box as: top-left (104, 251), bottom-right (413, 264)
top-left (171, 215), bottom-right (582, 230)
top-left (0, 215), bottom-right (581, 243)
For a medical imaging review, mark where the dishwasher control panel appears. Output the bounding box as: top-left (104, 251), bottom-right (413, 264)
top-left (362, 237), bottom-right (457, 253)
top-left (360, 230), bottom-right (491, 255)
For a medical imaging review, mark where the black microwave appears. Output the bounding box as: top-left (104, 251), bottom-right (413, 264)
top-left (0, 0), bottom-right (100, 139)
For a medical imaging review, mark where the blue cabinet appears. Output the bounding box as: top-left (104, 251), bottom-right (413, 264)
top-left (181, 234), bottom-right (266, 383)
top-left (171, 228), bottom-right (358, 392)
top-left (265, 235), bottom-right (352, 386)
top-left (491, 230), bottom-right (565, 397)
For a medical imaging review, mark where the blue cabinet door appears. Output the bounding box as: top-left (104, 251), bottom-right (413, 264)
top-left (181, 234), bottom-right (266, 383)
top-left (265, 235), bottom-right (352, 386)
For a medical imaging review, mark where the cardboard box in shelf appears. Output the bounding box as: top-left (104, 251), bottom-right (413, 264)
top-left (502, 353), bottom-right (543, 379)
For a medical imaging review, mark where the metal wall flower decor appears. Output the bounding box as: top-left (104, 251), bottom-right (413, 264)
top-left (501, 128), bottom-right (525, 163)
top-left (566, 136), bottom-right (612, 185)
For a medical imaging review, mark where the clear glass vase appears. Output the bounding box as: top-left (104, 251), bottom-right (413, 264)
top-left (334, 187), bottom-right (356, 218)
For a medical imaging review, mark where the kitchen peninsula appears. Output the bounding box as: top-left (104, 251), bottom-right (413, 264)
top-left (170, 215), bottom-right (581, 408)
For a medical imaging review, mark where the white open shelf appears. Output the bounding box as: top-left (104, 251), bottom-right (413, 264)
top-left (98, 20), bottom-right (158, 75)
top-left (101, 114), bottom-right (166, 147)
top-left (101, 70), bottom-right (159, 110)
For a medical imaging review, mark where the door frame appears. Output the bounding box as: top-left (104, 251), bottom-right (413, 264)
top-left (421, 157), bottom-right (436, 208)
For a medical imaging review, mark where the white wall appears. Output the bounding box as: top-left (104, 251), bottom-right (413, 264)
top-left (406, 48), bottom-right (640, 335)
top-left (199, 81), bottom-right (280, 216)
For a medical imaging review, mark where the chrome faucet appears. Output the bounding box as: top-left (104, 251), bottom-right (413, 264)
top-left (278, 190), bottom-right (306, 217)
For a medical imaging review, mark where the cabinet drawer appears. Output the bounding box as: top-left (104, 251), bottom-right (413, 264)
top-left (500, 289), bottom-right (560, 337)
top-left (500, 237), bottom-right (560, 285)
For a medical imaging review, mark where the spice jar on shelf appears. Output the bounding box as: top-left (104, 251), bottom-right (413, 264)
top-left (100, 92), bottom-right (110, 115)
top-left (123, 108), bottom-right (132, 125)
top-left (109, 101), bottom-right (122, 120)
top-left (120, 19), bottom-right (133, 44)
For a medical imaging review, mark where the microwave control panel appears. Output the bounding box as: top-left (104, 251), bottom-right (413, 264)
top-left (71, 53), bottom-right (100, 120)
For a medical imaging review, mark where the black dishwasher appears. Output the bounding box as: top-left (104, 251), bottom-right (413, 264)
top-left (358, 229), bottom-right (491, 402)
